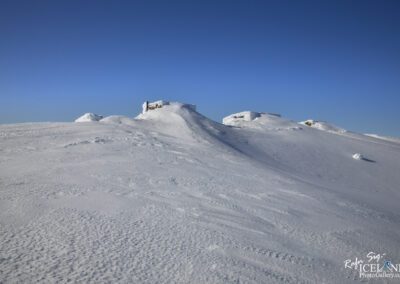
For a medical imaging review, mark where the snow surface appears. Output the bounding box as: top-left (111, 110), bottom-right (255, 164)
top-left (1, 102), bottom-right (400, 283)
top-left (75, 113), bottom-right (103, 122)
top-left (365, 133), bottom-right (400, 144)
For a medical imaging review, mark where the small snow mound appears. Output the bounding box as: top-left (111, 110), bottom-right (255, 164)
top-left (352, 153), bottom-right (364, 160)
top-left (75, 113), bottom-right (103, 122)
top-left (300, 120), bottom-right (346, 134)
top-left (223, 111), bottom-right (262, 125)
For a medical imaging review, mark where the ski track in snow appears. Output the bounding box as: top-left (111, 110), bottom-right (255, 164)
top-left (1, 103), bottom-right (400, 283)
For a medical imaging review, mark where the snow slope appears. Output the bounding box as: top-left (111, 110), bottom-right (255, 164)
top-left (1, 102), bottom-right (400, 283)
top-left (365, 133), bottom-right (400, 144)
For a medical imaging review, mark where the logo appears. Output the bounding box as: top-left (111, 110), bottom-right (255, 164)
top-left (344, 252), bottom-right (400, 279)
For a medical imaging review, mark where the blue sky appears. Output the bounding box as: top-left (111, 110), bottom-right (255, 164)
top-left (1, 0), bottom-right (399, 137)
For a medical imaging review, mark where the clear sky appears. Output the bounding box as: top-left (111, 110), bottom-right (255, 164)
top-left (1, 0), bottom-right (399, 137)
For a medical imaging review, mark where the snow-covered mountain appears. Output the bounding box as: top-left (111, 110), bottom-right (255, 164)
top-left (1, 101), bottom-right (399, 283)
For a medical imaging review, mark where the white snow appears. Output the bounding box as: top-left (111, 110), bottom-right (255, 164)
top-left (75, 113), bottom-right (103, 122)
top-left (1, 102), bottom-right (400, 283)
top-left (352, 153), bottom-right (364, 160)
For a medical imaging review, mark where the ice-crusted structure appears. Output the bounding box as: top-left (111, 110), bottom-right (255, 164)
top-left (74, 113), bottom-right (103, 122)
top-left (223, 111), bottom-right (262, 125)
top-left (299, 119), bottom-right (346, 134)
top-left (141, 100), bottom-right (197, 114)
top-left (223, 111), bottom-right (282, 125)
top-left (142, 100), bottom-right (170, 113)
top-left (222, 111), bottom-right (290, 130)
top-left (141, 100), bottom-right (196, 114)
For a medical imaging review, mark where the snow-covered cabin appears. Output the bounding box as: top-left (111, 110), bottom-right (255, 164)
top-left (222, 111), bottom-right (262, 125)
top-left (74, 113), bottom-right (103, 122)
top-left (142, 100), bottom-right (170, 113)
top-left (222, 111), bottom-right (281, 125)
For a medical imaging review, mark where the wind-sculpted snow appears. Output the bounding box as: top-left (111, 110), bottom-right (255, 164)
top-left (1, 102), bottom-right (400, 283)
